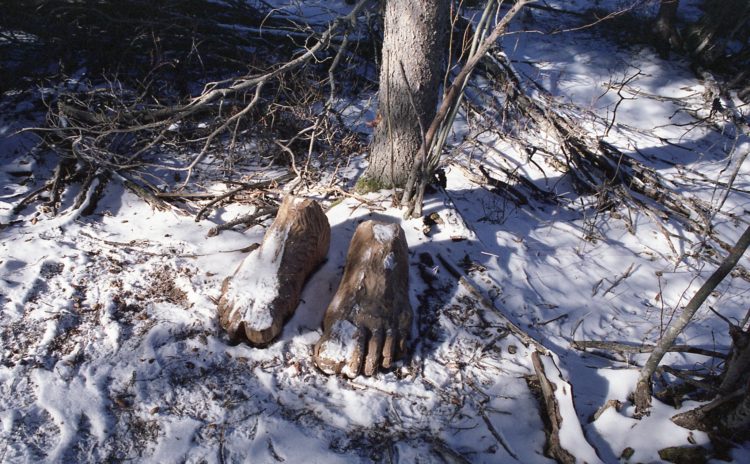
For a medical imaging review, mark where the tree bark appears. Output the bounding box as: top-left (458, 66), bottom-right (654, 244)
top-left (669, 328), bottom-right (750, 433)
top-left (634, 224), bottom-right (750, 416)
top-left (363, 0), bottom-right (449, 188)
top-left (724, 383), bottom-right (750, 432)
top-left (654, 0), bottom-right (680, 58)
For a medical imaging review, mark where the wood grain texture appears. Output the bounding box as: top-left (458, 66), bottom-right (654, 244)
top-left (218, 196), bottom-right (330, 345)
top-left (314, 220), bottom-right (411, 377)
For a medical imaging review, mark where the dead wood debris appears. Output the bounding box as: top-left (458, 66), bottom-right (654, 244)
top-left (591, 399), bottom-right (623, 422)
top-left (464, 48), bottom-right (748, 276)
top-left (456, 272), bottom-right (601, 463)
top-left (458, 275), bottom-right (548, 354)
top-left (671, 388), bottom-right (745, 431)
top-left (207, 206), bottom-right (278, 237)
top-left (658, 445), bottom-right (708, 464)
top-left (530, 352), bottom-right (577, 464)
top-left (571, 340), bottom-right (727, 359)
top-left (480, 410), bottom-right (519, 460)
top-left (193, 173), bottom-right (294, 222)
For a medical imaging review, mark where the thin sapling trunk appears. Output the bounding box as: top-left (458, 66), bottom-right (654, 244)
top-left (634, 224), bottom-right (750, 416)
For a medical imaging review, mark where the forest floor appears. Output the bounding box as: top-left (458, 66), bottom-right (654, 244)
top-left (1, 1), bottom-right (749, 463)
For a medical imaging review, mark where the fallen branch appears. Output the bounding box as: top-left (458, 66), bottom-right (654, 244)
top-left (12, 183), bottom-right (53, 215)
top-left (657, 365), bottom-right (719, 394)
top-left (207, 206), bottom-right (278, 237)
top-left (480, 410), bottom-right (519, 461)
top-left (452, 258), bottom-right (601, 462)
top-left (431, 439), bottom-right (472, 464)
top-left (120, 177), bottom-right (170, 212)
top-left (468, 49), bottom-right (738, 263)
top-left (671, 388), bottom-right (745, 431)
top-left (320, 186), bottom-right (387, 212)
top-left (77, 170), bottom-right (110, 217)
top-left (24, 0), bottom-right (371, 214)
top-left (572, 340), bottom-right (727, 359)
top-left (458, 275), bottom-right (548, 354)
top-left (531, 351), bottom-right (602, 464)
top-left (602, 262), bottom-right (635, 296)
top-left (195, 173), bottom-right (294, 222)
top-left (531, 352), bottom-right (575, 464)
top-left (478, 165), bottom-right (530, 207)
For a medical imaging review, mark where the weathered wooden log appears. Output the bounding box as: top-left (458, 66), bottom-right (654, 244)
top-left (531, 352), bottom-right (577, 464)
top-left (218, 195), bottom-right (330, 345)
top-left (313, 220), bottom-right (412, 378)
top-left (671, 388), bottom-right (743, 431)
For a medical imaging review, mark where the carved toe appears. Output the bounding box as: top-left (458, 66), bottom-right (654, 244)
top-left (313, 220), bottom-right (411, 377)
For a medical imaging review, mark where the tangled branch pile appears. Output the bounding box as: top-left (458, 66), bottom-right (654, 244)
top-left (5, 0), bottom-right (373, 217)
top-left (457, 43), bottom-right (749, 275)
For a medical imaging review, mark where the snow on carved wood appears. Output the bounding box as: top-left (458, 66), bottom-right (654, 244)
top-left (314, 220), bottom-right (412, 378)
top-left (218, 196), bottom-right (330, 345)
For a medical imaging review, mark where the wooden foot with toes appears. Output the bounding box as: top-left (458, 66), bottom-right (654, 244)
top-left (313, 220), bottom-right (412, 378)
top-left (217, 195), bottom-right (330, 346)
top-left (217, 199), bottom-right (412, 378)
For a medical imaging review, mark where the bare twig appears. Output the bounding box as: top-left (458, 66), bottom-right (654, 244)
top-left (195, 173), bottom-right (294, 222)
top-left (459, 275), bottom-right (548, 354)
top-left (207, 206), bottom-right (278, 237)
top-left (480, 410), bottom-right (519, 461)
top-left (24, 0), bottom-right (373, 214)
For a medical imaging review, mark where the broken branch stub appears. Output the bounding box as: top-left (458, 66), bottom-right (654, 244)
top-left (218, 196), bottom-right (330, 345)
top-left (314, 220), bottom-right (412, 378)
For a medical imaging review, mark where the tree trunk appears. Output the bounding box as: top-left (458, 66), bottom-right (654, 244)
top-left (363, 0), bottom-right (449, 188)
top-left (654, 0), bottom-right (680, 58)
top-left (634, 224), bottom-right (750, 416)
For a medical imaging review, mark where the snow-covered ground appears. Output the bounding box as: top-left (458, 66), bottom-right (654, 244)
top-left (2, 1), bottom-right (749, 462)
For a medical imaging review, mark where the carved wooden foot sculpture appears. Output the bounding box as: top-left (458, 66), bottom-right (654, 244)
top-left (218, 196), bottom-right (330, 345)
top-left (314, 221), bottom-right (412, 378)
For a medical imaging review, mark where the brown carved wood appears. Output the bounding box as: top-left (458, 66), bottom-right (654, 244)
top-left (218, 196), bottom-right (330, 345)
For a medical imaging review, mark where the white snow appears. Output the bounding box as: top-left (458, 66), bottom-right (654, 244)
top-left (383, 252), bottom-right (396, 270)
top-left (224, 225), bottom-right (288, 331)
top-left (1, 0), bottom-right (749, 462)
top-left (316, 320), bottom-right (358, 372)
top-left (592, 399), bottom-right (712, 463)
top-left (372, 222), bottom-right (397, 244)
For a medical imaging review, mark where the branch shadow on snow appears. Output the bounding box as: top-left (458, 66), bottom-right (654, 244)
top-left (188, 200), bottom-right (552, 462)
top-left (3, 1), bottom-right (750, 461)
top-left (2, 126), bottom-right (741, 461)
